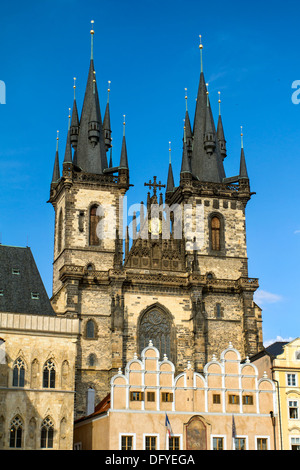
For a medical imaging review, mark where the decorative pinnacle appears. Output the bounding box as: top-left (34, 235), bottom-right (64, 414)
top-left (73, 77), bottom-right (76, 99)
top-left (93, 70), bottom-right (96, 94)
top-left (56, 130), bottom-right (59, 151)
top-left (123, 115), bottom-right (126, 136)
top-left (107, 80), bottom-right (111, 102)
top-left (169, 141), bottom-right (171, 163)
top-left (90, 20), bottom-right (95, 60)
top-left (240, 126), bottom-right (244, 148)
top-left (218, 91), bottom-right (221, 115)
top-left (199, 34), bottom-right (203, 73)
top-left (68, 108), bottom-right (71, 129)
top-left (185, 87), bottom-right (188, 111)
top-left (206, 83), bottom-right (209, 106)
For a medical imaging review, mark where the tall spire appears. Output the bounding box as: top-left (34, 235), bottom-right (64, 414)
top-left (70, 77), bottom-right (79, 151)
top-left (103, 80), bottom-right (112, 151)
top-left (181, 125), bottom-right (192, 176)
top-left (63, 109), bottom-right (73, 163)
top-left (239, 126), bottom-right (248, 179)
top-left (191, 35), bottom-right (226, 183)
top-left (184, 88), bottom-right (193, 152)
top-left (75, 21), bottom-right (108, 174)
top-left (217, 91), bottom-right (227, 160)
top-left (166, 141), bottom-right (175, 194)
top-left (119, 115), bottom-right (128, 169)
top-left (52, 130), bottom-right (61, 183)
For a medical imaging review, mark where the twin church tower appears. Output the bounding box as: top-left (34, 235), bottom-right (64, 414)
top-left (48, 24), bottom-right (262, 418)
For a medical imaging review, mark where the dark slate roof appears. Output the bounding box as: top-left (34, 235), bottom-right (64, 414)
top-left (265, 342), bottom-right (288, 358)
top-left (0, 245), bottom-right (55, 316)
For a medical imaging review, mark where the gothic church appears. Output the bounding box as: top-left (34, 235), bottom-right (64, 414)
top-left (48, 26), bottom-right (263, 420)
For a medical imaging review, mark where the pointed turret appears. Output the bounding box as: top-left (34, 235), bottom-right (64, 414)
top-left (203, 87), bottom-right (216, 155)
top-left (181, 127), bottom-right (192, 175)
top-left (217, 92), bottom-right (227, 160)
top-left (103, 81), bottom-right (112, 151)
top-left (119, 116), bottom-right (128, 169)
top-left (184, 89), bottom-right (193, 156)
top-left (70, 78), bottom-right (79, 150)
top-left (63, 109), bottom-right (73, 164)
top-left (239, 127), bottom-right (248, 179)
top-left (75, 21), bottom-right (108, 174)
top-left (51, 131), bottom-right (61, 183)
top-left (166, 142), bottom-right (175, 194)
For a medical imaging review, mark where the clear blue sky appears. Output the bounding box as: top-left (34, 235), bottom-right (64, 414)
top-left (0, 0), bottom-right (299, 347)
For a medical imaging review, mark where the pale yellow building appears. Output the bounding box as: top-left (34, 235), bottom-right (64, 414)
top-left (74, 342), bottom-right (278, 450)
top-left (251, 338), bottom-right (300, 450)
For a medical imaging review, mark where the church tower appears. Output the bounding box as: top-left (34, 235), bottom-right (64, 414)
top-left (49, 29), bottom-right (263, 418)
top-left (48, 23), bottom-right (130, 417)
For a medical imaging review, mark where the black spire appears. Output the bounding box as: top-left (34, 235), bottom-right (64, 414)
top-left (166, 143), bottom-right (175, 194)
top-left (239, 127), bottom-right (248, 179)
top-left (119, 118), bottom-right (128, 169)
top-left (75, 22), bottom-right (108, 174)
top-left (63, 110), bottom-right (73, 163)
top-left (103, 81), bottom-right (112, 151)
top-left (190, 36), bottom-right (226, 183)
top-left (70, 78), bottom-right (79, 150)
top-left (51, 131), bottom-right (61, 183)
top-left (217, 92), bottom-right (227, 160)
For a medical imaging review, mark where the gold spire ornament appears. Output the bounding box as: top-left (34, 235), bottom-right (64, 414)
top-left (218, 91), bottom-right (221, 115)
top-left (199, 34), bottom-right (203, 73)
top-left (56, 130), bottom-right (59, 151)
top-left (73, 77), bottom-right (76, 100)
top-left (169, 141), bottom-right (171, 164)
top-left (240, 126), bottom-right (244, 148)
top-left (185, 88), bottom-right (188, 111)
top-left (90, 20), bottom-right (95, 60)
top-left (107, 80), bottom-right (111, 103)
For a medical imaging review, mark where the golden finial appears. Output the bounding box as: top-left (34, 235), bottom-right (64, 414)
top-left (68, 108), bottom-right (71, 129)
top-left (185, 88), bottom-right (188, 111)
top-left (199, 35), bottom-right (203, 73)
top-left (56, 130), bottom-right (59, 151)
top-left (123, 115), bottom-right (126, 136)
top-left (90, 20), bottom-right (95, 35)
top-left (73, 77), bottom-right (76, 99)
top-left (90, 20), bottom-right (95, 60)
top-left (218, 91), bottom-right (221, 115)
top-left (169, 141), bottom-right (171, 164)
top-left (107, 80), bottom-right (111, 103)
top-left (240, 126), bottom-right (244, 148)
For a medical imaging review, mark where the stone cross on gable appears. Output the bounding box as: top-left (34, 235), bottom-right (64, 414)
top-left (144, 176), bottom-right (166, 199)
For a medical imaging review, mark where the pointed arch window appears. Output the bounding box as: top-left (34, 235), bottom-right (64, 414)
top-left (89, 205), bottom-right (100, 246)
top-left (86, 319), bottom-right (96, 339)
top-left (138, 308), bottom-right (175, 362)
top-left (41, 416), bottom-right (54, 448)
top-left (12, 357), bottom-right (25, 387)
top-left (211, 216), bottom-right (221, 251)
top-left (43, 359), bottom-right (56, 388)
top-left (9, 415), bottom-right (23, 448)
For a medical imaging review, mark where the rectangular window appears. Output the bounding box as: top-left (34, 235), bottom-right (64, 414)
top-left (161, 392), bottom-right (173, 402)
top-left (145, 436), bottom-right (156, 450)
top-left (121, 436), bottom-right (133, 450)
top-left (213, 437), bottom-right (224, 450)
top-left (257, 438), bottom-right (268, 450)
top-left (130, 391), bottom-right (144, 401)
top-left (242, 395), bottom-right (253, 405)
top-left (31, 292), bottom-right (40, 300)
top-left (213, 394), bottom-right (221, 404)
top-left (147, 391), bottom-right (155, 402)
top-left (228, 394), bottom-right (240, 405)
top-left (289, 401), bottom-right (299, 419)
top-left (169, 436), bottom-right (180, 450)
top-left (235, 438), bottom-right (246, 450)
top-left (287, 374), bottom-right (297, 387)
top-left (291, 437), bottom-right (300, 450)
top-left (12, 268), bottom-right (20, 275)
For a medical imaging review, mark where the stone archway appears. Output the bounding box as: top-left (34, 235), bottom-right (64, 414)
top-left (185, 416), bottom-right (207, 450)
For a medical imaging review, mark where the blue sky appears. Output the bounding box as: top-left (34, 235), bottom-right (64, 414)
top-left (0, 0), bottom-right (299, 346)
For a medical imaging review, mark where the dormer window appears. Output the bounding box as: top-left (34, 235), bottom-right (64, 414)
top-left (31, 292), bottom-right (40, 300)
top-left (0, 289), bottom-right (3, 296)
top-left (12, 268), bottom-right (20, 275)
